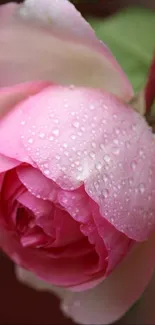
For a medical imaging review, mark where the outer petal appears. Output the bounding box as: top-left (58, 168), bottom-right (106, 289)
top-left (0, 3), bottom-right (17, 21)
top-left (0, 2), bottom-right (133, 100)
top-left (0, 81), bottom-right (48, 161)
top-left (15, 265), bottom-right (66, 298)
top-left (6, 85), bottom-right (155, 241)
top-left (0, 154), bottom-right (20, 172)
top-left (15, 232), bottom-right (155, 325)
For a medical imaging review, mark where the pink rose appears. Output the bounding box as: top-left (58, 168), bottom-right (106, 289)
top-left (0, 0), bottom-right (155, 324)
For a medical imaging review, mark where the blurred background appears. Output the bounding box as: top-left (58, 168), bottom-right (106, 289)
top-left (0, 0), bottom-right (154, 324)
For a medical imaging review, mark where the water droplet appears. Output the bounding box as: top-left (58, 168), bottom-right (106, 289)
top-left (56, 155), bottom-right (60, 160)
top-left (113, 148), bottom-right (120, 155)
top-left (49, 136), bottom-right (54, 141)
top-left (115, 128), bottom-right (120, 134)
top-left (63, 143), bottom-right (68, 148)
top-left (44, 169), bottom-right (50, 175)
top-left (64, 103), bottom-right (69, 109)
top-left (39, 132), bottom-right (45, 139)
top-left (52, 129), bottom-right (59, 136)
top-left (132, 124), bottom-right (136, 131)
top-left (113, 139), bottom-right (119, 145)
top-left (139, 183), bottom-right (145, 194)
top-left (73, 120), bottom-right (80, 128)
top-left (128, 177), bottom-right (133, 185)
top-left (81, 127), bottom-right (85, 132)
top-left (89, 152), bottom-right (95, 159)
top-left (95, 162), bottom-right (102, 170)
top-left (71, 135), bottom-right (76, 140)
top-left (131, 161), bottom-right (137, 170)
top-left (77, 166), bottom-right (83, 172)
top-left (91, 142), bottom-right (96, 148)
top-left (139, 149), bottom-right (144, 157)
top-left (104, 155), bottom-right (111, 163)
top-left (89, 104), bottom-right (95, 110)
top-left (100, 143), bottom-right (105, 150)
top-left (53, 119), bottom-right (59, 124)
top-left (28, 137), bottom-right (33, 144)
top-left (103, 174), bottom-right (108, 183)
top-left (102, 189), bottom-right (109, 198)
top-left (21, 120), bottom-right (25, 125)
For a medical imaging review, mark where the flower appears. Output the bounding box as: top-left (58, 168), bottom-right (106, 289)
top-left (0, 0), bottom-right (155, 324)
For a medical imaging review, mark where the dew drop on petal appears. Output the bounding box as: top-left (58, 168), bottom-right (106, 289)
top-left (131, 161), bottom-right (137, 170)
top-left (113, 148), bottom-right (120, 155)
top-left (91, 142), bottom-right (96, 148)
top-left (113, 139), bottom-right (119, 145)
top-left (104, 155), bottom-right (111, 163)
top-left (21, 120), bottom-right (25, 126)
top-left (89, 152), bottom-right (95, 159)
top-left (102, 189), bottom-right (109, 198)
top-left (28, 138), bottom-right (33, 144)
top-left (39, 132), bottom-right (45, 139)
top-left (115, 128), bottom-right (120, 134)
top-left (44, 169), bottom-right (50, 175)
top-left (52, 129), bottom-right (59, 136)
top-left (89, 104), bottom-right (95, 110)
top-left (95, 162), bottom-right (102, 170)
top-left (73, 121), bottom-right (80, 128)
top-left (139, 183), bottom-right (145, 194)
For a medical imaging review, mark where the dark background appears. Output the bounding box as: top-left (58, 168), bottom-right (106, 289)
top-left (0, 1), bottom-right (154, 324)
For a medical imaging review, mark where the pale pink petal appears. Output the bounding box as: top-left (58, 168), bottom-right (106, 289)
top-left (0, 82), bottom-right (47, 161)
top-left (60, 232), bottom-right (155, 324)
top-left (0, 3), bottom-right (17, 22)
top-left (10, 85), bottom-right (155, 241)
top-left (17, 191), bottom-right (53, 218)
top-left (0, 81), bottom-right (48, 119)
top-left (18, 0), bottom-right (133, 100)
top-left (91, 202), bottom-right (132, 274)
top-left (15, 266), bottom-right (66, 298)
top-left (15, 233), bottom-right (155, 325)
top-left (0, 226), bottom-right (100, 287)
top-left (0, 154), bottom-right (20, 172)
top-left (17, 165), bottom-right (59, 201)
top-left (0, 5), bottom-right (133, 100)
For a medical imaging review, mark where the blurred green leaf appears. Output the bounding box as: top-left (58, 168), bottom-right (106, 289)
top-left (89, 7), bottom-right (155, 92)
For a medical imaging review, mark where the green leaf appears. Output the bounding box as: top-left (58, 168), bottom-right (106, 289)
top-left (88, 7), bottom-right (155, 92)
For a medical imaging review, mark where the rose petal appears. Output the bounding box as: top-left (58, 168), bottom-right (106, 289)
top-left (17, 165), bottom-right (59, 201)
top-left (15, 265), bottom-right (66, 298)
top-left (0, 3), bottom-right (133, 100)
top-left (91, 202), bottom-right (132, 274)
top-left (10, 85), bottom-right (155, 241)
top-left (0, 154), bottom-right (20, 172)
top-left (15, 232), bottom-right (155, 325)
top-left (0, 82), bottom-right (47, 161)
top-left (0, 81), bottom-right (48, 119)
top-left (18, 191), bottom-right (53, 218)
top-left (0, 226), bottom-right (101, 287)
top-left (0, 3), bottom-right (17, 22)
top-left (60, 233), bottom-right (155, 325)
